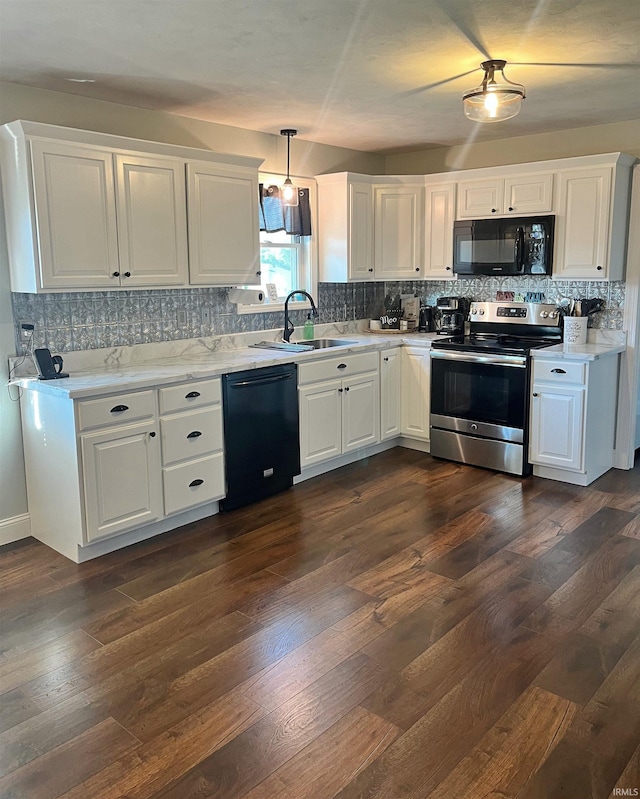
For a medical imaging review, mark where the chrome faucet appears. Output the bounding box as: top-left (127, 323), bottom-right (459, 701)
top-left (283, 290), bottom-right (319, 342)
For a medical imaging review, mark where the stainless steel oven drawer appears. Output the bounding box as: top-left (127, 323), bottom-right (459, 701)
top-left (430, 427), bottom-right (524, 476)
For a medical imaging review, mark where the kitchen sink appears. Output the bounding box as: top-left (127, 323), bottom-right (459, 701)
top-left (304, 338), bottom-right (356, 349)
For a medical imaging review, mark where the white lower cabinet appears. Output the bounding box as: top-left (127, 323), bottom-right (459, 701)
top-left (20, 377), bottom-right (226, 562)
top-left (380, 348), bottom-right (402, 440)
top-left (529, 354), bottom-right (619, 485)
top-left (298, 352), bottom-right (380, 468)
top-left (81, 420), bottom-right (163, 542)
top-left (158, 379), bottom-right (226, 515)
top-left (401, 346), bottom-right (431, 441)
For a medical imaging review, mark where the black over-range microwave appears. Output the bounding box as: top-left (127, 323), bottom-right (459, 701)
top-left (453, 215), bottom-right (555, 276)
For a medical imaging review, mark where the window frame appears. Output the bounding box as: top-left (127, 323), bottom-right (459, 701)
top-left (236, 173), bottom-right (317, 315)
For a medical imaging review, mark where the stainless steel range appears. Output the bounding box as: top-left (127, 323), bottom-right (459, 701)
top-left (429, 301), bottom-right (562, 476)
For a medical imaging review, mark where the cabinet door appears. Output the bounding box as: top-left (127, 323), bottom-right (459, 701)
top-left (342, 372), bottom-right (380, 453)
top-left (30, 140), bottom-right (119, 288)
top-left (505, 173), bottom-right (553, 214)
top-left (424, 183), bottom-right (455, 279)
top-left (374, 185), bottom-right (424, 278)
top-left (187, 161), bottom-right (260, 286)
top-left (299, 380), bottom-right (342, 467)
top-left (529, 385), bottom-right (585, 470)
top-left (401, 347), bottom-right (430, 440)
top-left (456, 178), bottom-right (503, 219)
top-left (349, 181), bottom-right (374, 280)
top-left (115, 154), bottom-right (188, 286)
top-left (380, 349), bottom-right (401, 440)
top-left (553, 167), bottom-right (612, 280)
top-left (81, 420), bottom-right (162, 542)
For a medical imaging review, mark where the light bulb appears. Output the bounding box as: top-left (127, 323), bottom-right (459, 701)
top-left (484, 91), bottom-right (499, 118)
top-left (282, 182), bottom-right (296, 202)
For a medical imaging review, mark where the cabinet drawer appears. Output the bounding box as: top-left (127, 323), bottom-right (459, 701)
top-left (533, 359), bottom-right (586, 385)
top-left (163, 453), bottom-right (225, 515)
top-left (298, 351), bottom-right (378, 385)
top-left (158, 378), bottom-right (221, 414)
top-left (160, 407), bottom-right (223, 465)
top-left (77, 390), bottom-right (155, 430)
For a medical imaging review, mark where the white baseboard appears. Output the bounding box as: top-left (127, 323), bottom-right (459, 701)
top-left (0, 513), bottom-right (31, 546)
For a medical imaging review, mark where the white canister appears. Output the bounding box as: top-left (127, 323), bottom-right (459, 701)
top-left (563, 316), bottom-right (588, 348)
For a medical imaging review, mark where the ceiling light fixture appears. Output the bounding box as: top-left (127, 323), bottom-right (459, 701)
top-left (280, 128), bottom-right (299, 207)
top-left (463, 60), bottom-right (525, 123)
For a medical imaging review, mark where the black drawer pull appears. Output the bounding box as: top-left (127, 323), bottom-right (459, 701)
top-left (185, 391), bottom-right (201, 399)
top-left (110, 404), bottom-right (129, 413)
top-left (189, 479), bottom-right (204, 487)
top-left (337, 363), bottom-right (347, 370)
top-left (187, 431), bottom-right (202, 439)
top-left (550, 368), bottom-right (567, 374)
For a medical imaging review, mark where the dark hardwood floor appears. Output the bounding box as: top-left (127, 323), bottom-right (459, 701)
top-left (1, 448), bottom-right (640, 799)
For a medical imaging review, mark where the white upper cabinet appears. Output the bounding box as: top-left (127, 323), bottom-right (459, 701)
top-left (0, 121), bottom-right (263, 292)
top-left (374, 184), bottom-right (424, 279)
top-left (316, 173), bottom-right (373, 282)
top-left (29, 140), bottom-right (120, 290)
top-left (457, 173), bottom-right (553, 218)
top-left (423, 182), bottom-right (456, 279)
top-left (115, 154), bottom-right (188, 287)
top-left (552, 160), bottom-right (633, 281)
top-left (187, 161), bottom-right (261, 286)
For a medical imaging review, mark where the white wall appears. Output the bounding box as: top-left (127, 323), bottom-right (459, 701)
top-left (385, 119), bottom-right (640, 174)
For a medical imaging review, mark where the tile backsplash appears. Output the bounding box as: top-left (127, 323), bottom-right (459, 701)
top-left (11, 278), bottom-right (624, 354)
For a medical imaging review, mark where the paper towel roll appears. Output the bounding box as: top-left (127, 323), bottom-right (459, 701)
top-left (228, 289), bottom-right (265, 304)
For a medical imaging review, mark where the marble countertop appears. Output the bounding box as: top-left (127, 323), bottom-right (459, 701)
top-left (14, 331), bottom-right (442, 400)
top-left (531, 342), bottom-right (626, 361)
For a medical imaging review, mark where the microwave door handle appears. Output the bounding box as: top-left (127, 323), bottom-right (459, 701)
top-left (515, 227), bottom-right (525, 272)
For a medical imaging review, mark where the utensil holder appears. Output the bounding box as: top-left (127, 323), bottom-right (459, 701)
top-left (563, 316), bottom-right (587, 348)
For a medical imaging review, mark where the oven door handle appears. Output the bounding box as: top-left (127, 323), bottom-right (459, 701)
top-left (430, 350), bottom-right (527, 368)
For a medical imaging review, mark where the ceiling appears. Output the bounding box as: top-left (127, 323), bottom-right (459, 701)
top-left (1, 0), bottom-right (639, 154)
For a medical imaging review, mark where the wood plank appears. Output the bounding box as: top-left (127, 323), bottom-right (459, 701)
top-left (0, 717), bottom-right (139, 799)
top-left (333, 627), bottom-right (556, 799)
top-left (151, 653), bottom-right (391, 799)
top-left (535, 565), bottom-right (640, 704)
top-left (240, 707), bottom-right (400, 799)
top-left (57, 690), bottom-right (267, 799)
top-left (424, 686), bottom-right (579, 799)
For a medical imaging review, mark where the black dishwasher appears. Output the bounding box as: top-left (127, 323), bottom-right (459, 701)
top-left (220, 363), bottom-right (300, 511)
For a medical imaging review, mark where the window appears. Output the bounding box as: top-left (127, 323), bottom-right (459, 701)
top-left (237, 174), bottom-right (316, 314)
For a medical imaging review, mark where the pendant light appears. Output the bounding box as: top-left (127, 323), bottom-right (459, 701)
top-left (463, 60), bottom-right (525, 123)
top-left (280, 128), bottom-right (299, 207)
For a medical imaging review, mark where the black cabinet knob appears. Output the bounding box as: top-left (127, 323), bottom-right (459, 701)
top-left (445, 266), bottom-right (451, 271)
top-left (532, 392), bottom-right (539, 397)
top-left (185, 391), bottom-right (201, 398)
top-left (508, 206), bottom-right (514, 211)
top-left (110, 404), bottom-right (128, 413)
top-left (149, 431), bottom-right (156, 438)
top-left (123, 271), bottom-right (131, 278)
top-left (338, 388), bottom-right (343, 393)
top-left (368, 268), bottom-right (374, 272)
top-left (383, 357), bottom-right (389, 362)
top-left (345, 386), bottom-right (350, 392)
top-left (256, 270), bottom-right (262, 276)
top-left (415, 267), bottom-right (420, 272)
top-left (189, 479), bottom-right (204, 487)
top-left (491, 208), bottom-right (497, 213)
top-left (112, 271), bottom-right (120, 277)
top-left (187, 430), bottom-right (202, 439)
top-left (596, 265), bottom-right (603, 271)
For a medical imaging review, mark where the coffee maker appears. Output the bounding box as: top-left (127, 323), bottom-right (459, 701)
top-left (434, 296), bottom-right (470, 335)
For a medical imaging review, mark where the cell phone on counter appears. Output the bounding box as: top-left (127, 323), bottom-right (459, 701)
top-left (33, 348), bottom-right (69, 380)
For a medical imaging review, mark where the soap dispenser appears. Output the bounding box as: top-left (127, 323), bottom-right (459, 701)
top-left (303, 313), bottom-right (315, 340)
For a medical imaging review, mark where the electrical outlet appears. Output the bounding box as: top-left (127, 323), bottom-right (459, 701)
top-left (201, 307), bottom-right (212, 325)
top-left (19, 321), bottom-right (34, 341)
top-left (176, 310), bottom-right (187, 327)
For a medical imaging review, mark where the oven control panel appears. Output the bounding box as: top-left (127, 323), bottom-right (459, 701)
top-left (469, 302), bottom-right (560, 325)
